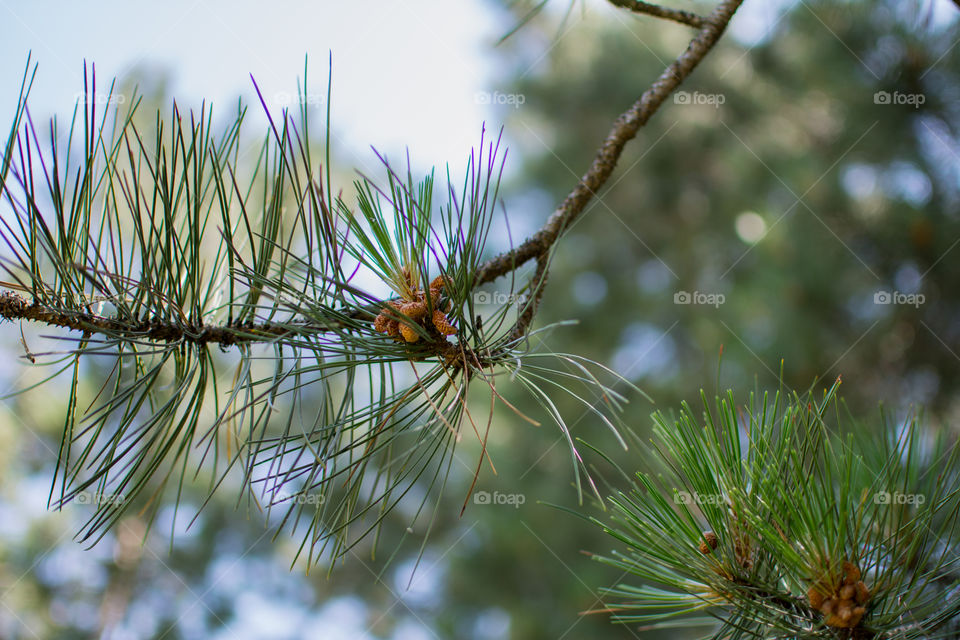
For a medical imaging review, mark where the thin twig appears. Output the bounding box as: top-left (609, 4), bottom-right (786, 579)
top-left (0, 0), bottom-right (744, 349)
top-left (607, 0), bottom-right (708, 28)
top-left (476, 0), bottom-right (744, 290)
top-left (509, 255), bottom-right (549, 343)
top-left (0, 290), bottom-right (338, 346)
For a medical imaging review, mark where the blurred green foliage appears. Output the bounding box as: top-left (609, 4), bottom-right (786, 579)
top-left (1, 1), bottom-right (958, 638)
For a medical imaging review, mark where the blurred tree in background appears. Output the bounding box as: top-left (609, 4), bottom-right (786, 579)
top-left (496, 0), bottom-right (960, 418)
top-left (0, 1), bottom-right (958, 639)
top-left (442, 0), bottom-right (960, 637)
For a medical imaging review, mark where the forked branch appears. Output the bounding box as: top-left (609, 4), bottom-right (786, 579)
top-left (0, 0), bottom-right (744, 350)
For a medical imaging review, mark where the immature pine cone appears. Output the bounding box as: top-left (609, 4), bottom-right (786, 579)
top-left (699, 531), bottom-right (719, 554)
top-left (807, 560), bottom-right (870, 629)
top-left (373, 276), bottom-right (456, 343)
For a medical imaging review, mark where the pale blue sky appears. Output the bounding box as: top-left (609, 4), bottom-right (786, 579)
top-left (0, 2), bottom-right (957, 638)
top-left (1, 0), bottom-right (956, 176)
top-left (0, 0), bottom-right (503, 174)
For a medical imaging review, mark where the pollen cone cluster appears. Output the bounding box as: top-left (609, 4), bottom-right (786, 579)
top-left (807, 561), bottom-right (870, 629)
top-left (373, 276), bottom-right (457, 343)
top-left (697, 529), bottom-right (753, 570)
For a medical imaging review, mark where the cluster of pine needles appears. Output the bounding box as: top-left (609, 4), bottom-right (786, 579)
top-left (583, 378), bottom-right (960, 639)
top-left (0, 57), bottom-right (635, 567)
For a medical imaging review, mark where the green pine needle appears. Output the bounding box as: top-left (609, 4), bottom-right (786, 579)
top-left (585, 382), bottom-right (960, 638)
top-left (0, 58), bottom-right (637, 568)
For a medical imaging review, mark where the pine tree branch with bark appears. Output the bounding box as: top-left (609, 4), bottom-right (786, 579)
top-left (0, 2), bottom-right (742, 569)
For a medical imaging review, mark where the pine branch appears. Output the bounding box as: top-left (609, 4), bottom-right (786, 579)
top-left (1, 2), bottom-right (743, 347)
top-left (0, 289), bottom-right (369, 345)
top-left (583, 383), bottom-right (960, 638)
top-left (607, 0), bottom-right (709, 28)
top-left (0, 73), bottom-right (640, 562)
top-left (475, 0), bottom-right (743, 300)
top-left (0, 1), bottom-right (745, 565)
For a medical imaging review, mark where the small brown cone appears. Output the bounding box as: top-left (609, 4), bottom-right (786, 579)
top-left (842, 561), bottom-right (861, 584)
top-left (837, 603), bottom-right (853, 623)
top-left (399, 300), bottom-right (428, 321)
top-left (432, 309), bottom-right (456, 335)
top-left (698, 531), bottom-right (718, 554)
top-left (399, 323), bottom-right (420, 343)
top-left (429, 275), bottom-right (445, 296)
top-left (386, 319), bottom-right (400, 338)
top-left (807, 587), bottom-right (825, 610)
top-left (824, 613), bottom-right (845, 628)
top-left (854, 581), bottom-right (870, 604)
